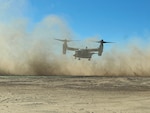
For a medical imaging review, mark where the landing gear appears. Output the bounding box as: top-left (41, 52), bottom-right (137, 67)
top-left (78, 58), bottom-right (80, 60)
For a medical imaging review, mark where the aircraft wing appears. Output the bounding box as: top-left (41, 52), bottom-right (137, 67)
top-left (87, 48), bottom-right (98, 52)
top-left (67, 47), bottom-right (79, 51)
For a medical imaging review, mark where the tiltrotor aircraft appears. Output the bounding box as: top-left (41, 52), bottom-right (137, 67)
top-left (55, 38), bottom-right (113, 60)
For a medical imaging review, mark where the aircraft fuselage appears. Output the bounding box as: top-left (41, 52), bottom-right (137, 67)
top-left (73, 49), bottom-right (94, 60)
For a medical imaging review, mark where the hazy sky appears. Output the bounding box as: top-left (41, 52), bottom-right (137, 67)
top-left (28, 0), bottom-right (150, 42)
top-left (0, 0), bottom-right (150, 43)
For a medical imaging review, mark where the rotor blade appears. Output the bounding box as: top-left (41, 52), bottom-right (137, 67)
top-left (55, 38), bottom-right (79, 42)
top-left (103, 41), bottom-right (114, 43)
top-left (90, 40), bottom-right (114, 43)
top-left (55, 39), bottom-right (66, 42)
top-left (90, 40), bottom-right (100, 43)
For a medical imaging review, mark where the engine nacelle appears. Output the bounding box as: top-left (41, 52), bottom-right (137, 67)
top-left (98, 43), bottom-right (103, 56)
top-left (63, 43), bottom-right (67, 54)
top-left (98, 49), bottom-right (102, 56)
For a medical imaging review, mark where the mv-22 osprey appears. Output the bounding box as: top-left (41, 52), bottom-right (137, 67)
top-left (55, 38), bottom-right (113, 61)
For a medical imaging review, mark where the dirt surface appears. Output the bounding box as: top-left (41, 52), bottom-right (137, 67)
top-left (0, 75), bottom-right (150, 113)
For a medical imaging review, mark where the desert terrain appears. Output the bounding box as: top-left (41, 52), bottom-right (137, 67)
top-left (0, 75), bottom-right (150, 113)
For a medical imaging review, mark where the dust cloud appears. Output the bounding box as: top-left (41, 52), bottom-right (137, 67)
top-left (0, 0), bottom-right (150, 76)
top-left (0, 17), bottom-right (150, 76)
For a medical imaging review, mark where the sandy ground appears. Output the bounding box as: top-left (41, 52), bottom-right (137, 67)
top-left (0, 75), bottom-right (150, 113)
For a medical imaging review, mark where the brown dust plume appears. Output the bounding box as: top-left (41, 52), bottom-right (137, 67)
top-left (0, 14), bottom-right (150, 76)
